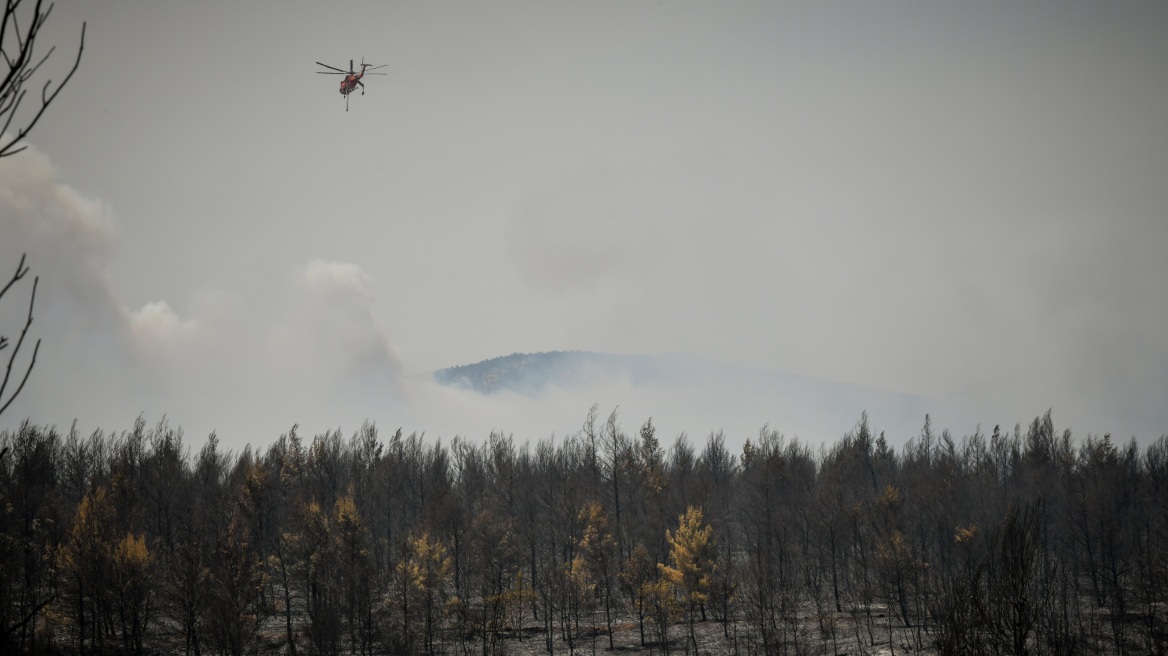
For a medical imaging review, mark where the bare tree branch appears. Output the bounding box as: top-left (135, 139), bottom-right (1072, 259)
top-left (1, 592), bottom-right (56, 641)
top-left (0, 256), bottom-right (40, 417)
top-left (0, 0), bottom-right (84, 157)
top-left (0, 252), bottom-right (29, 303)
top-left (0, 2), bottom-right (82, 417)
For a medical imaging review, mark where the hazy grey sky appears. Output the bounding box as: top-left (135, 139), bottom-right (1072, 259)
top-left (4, 0), bottom-right (1167, 449)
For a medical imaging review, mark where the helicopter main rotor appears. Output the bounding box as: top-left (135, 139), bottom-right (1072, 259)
top-left (315, 58), bottom-right (388, 75)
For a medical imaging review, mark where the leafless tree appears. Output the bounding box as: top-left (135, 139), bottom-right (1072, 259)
top-left (2, 0), bottom-right (85, 158)
top-left (977, 500), bottom-right (1052, 656)
top-left (5, 404), bottom-right (1168, 654)
top-left (1, 1), bottom-right (84, 423)
top-left (0, 254), bottom-right (40, 418)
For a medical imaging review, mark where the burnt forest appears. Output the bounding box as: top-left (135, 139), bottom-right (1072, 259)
top-left (1, 409), bottom-right (1166, 655)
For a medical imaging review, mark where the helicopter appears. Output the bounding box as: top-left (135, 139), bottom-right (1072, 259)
top-left (316, 58), bottom-right (388, 111)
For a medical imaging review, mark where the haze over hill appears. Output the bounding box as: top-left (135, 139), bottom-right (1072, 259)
top-left (4, 0), bottom-right (1166, 450)
top-left (431, 351), bottom-right (933, 444)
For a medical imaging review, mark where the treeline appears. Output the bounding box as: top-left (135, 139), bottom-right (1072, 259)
top-left (1, 408), bottom-right (1166, 655)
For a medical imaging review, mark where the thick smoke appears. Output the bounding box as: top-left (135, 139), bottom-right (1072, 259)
top-left (1, 142), bottom-right (407, 444)
top-left (0, 143), bottom-right (913, 450)
top-left (6, 140), bottom-right (1162, 452)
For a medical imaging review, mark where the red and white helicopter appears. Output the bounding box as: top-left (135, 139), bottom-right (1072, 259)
top-left (316, 58), bottom-right (388, 111)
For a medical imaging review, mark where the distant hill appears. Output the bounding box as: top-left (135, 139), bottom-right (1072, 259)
top-left (433, 351), bottom-right (712, 395)
top-left (432, 351), bottom-right (932, 441)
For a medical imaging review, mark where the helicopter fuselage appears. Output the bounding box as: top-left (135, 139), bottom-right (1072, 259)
top-left (339, 68), bottom-right (366, 95)
top-left (316, 59), bottom-right (385, 110)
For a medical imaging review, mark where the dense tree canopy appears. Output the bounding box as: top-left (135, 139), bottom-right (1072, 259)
top-left (1, 409), bottom-right (1165, 655)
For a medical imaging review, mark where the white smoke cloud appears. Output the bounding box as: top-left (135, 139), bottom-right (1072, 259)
top-left (1, 141), bottom-right (140, 429)
top-left (8, 138), bottom-right (1157, 455)
top-left (0, 139), bottom-right (889, 452)
top-left (504, 153), bottom-right (1168, 444)
top-left (0, 141), bottom-right (409, 444)
top-left (0, 143), bottom-right (615, 448)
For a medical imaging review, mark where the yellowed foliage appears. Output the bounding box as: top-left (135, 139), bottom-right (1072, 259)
top-left (878, 484), bottom-right (902, 509)
top-left (564, 553), bottom-right (595, 597)
top-left (401, 530), bottom-right (452, 595)
top-left (298, 499), bottom-right (328, 541)
top-left (660, 506), bottom-right (715, 607)
top-left (502, 567), bottom-right (536, 606)
top-left (877, 530), bottom-right (910, 564)
top-left (577, 500), bottom-right (615, 576)
top-left (114, 532), bottom-right (151, 570)
top-left (954, 523), bottom-right (979, 544)
top-left (333, 488), bottom-right (361, 528)
top-left (56, 485), bottom-right (115, 579)
top-left (332, 486), bottom-right (370, 560)
top-left (641, 578), bottom-right (682, 621)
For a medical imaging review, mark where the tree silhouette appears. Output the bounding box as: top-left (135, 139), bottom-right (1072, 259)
top-left (1, 0), bottom-right (85, 158)
top-left (397, 530), bottom-right (452, 656)
top-left (660, 505), bottom-right (715, 653)
top-left (1, 409), bottom-right (1166, 654)
top-left (0, 255), bottom-right (39, 419)
top-left (1, 0), bottom-right (84, 423)
top-left (977, 501), bottom-right (1052, 656)
top-left (578, 500), bottom-right (618, 649)
top-left (55, 484), bottom-right (115, 654)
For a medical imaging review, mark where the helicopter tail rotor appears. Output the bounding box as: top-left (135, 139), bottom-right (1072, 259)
top-left (361, 57), bottom-right (388, 74)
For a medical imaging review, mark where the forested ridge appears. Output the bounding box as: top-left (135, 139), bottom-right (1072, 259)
top-left (1, 408), bottom-right (1165, 655)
